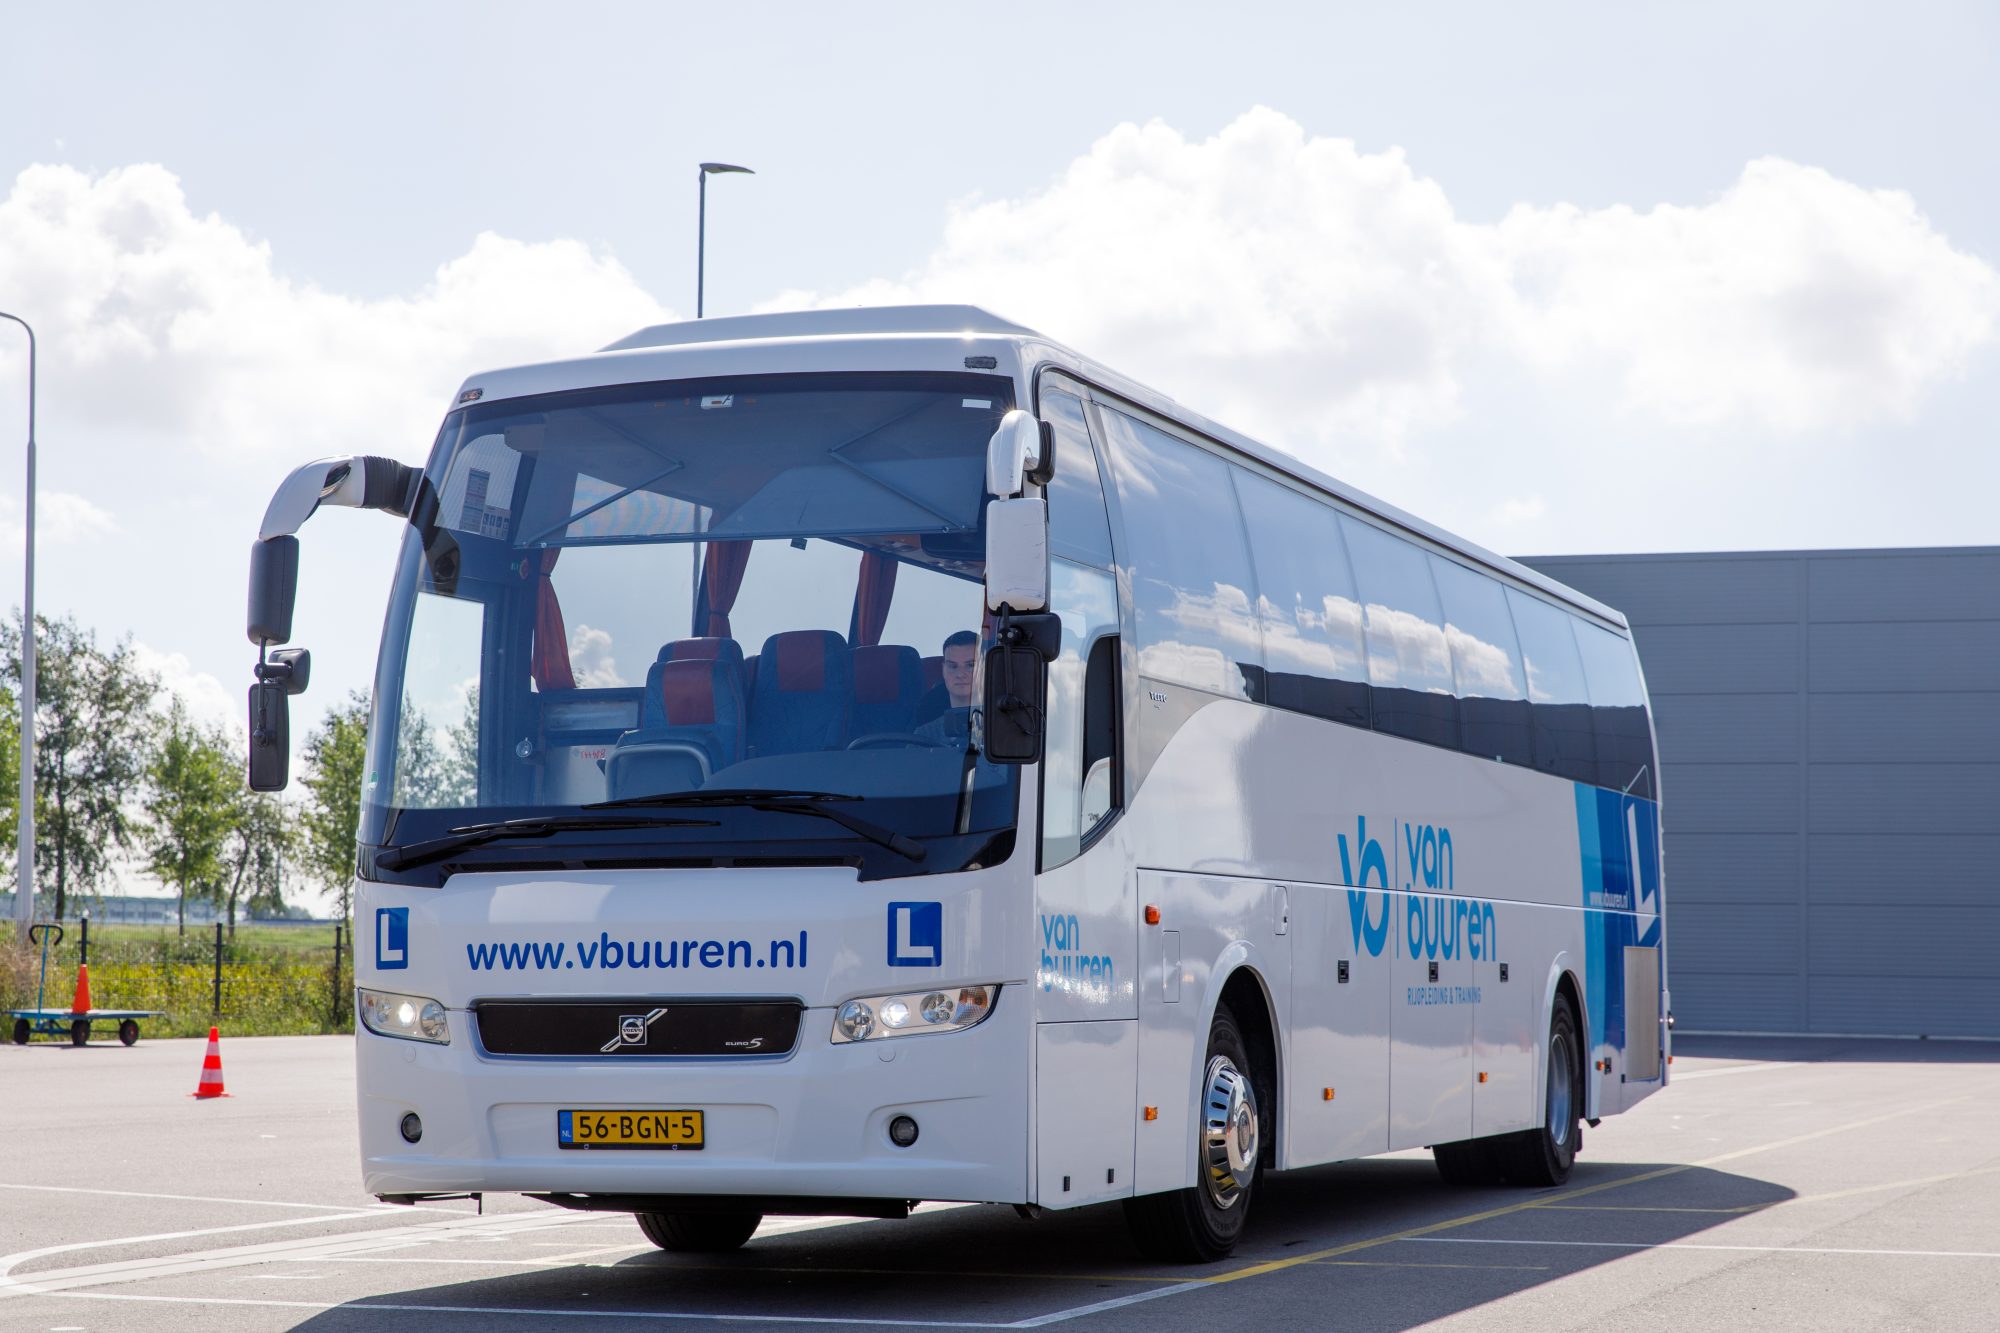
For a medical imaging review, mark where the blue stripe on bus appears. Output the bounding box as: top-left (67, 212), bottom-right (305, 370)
top-left (1574, 785), bottom-right (1662, 1059)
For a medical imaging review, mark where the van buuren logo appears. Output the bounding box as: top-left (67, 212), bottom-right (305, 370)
top-left (1336, 816), bottom-right (1497, 963)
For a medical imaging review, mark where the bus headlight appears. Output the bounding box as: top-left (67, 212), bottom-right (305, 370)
top-left (831, 985), bottom-right (996, 1043)
top-left (358, 988), bottom-right (452, 1045)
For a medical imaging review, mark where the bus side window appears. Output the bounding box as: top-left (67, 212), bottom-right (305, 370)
top-left (1235, 469), bottom-right (1370, 728)
top-left (1431, 555), bottom-right (1533, 767)
top-left (1573, 620), bottom-right (1655, 798)
top-left (1079, 634), bottom-right (1121, 835)
top-left (1040, 390), bottom-right (1115, 570)
top-left (1041, 561), bottom-right (1120, 870)
top-left (1341, 517), bottom-right (1460, 751)
top-left (1095, 407), bottom-right (1262, 701)
top-left (1506, 587), bottom-right (1597, 786)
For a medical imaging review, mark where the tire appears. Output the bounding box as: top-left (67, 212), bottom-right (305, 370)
top-left (70, 1019), bottom-right (90, 1047)
top-left (635, 1210), bottom-right (763, 1253)
top-left (1498, 991), bottom-right (1582, 1187)
top-left (1123, 1004), bottom-right (1264, 1263)
top-left (118, 1020), bottom-right (140, 1047)
top-left (10, 1018), bottom-right (28, 1045)
top-left (1433, 1136), bottom-right (1506, 1186)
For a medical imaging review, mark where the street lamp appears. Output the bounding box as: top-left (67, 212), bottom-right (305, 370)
top-left (697, 162), bottom-right (755, 318)
top-left (0, 310), bottom-right (34, 937)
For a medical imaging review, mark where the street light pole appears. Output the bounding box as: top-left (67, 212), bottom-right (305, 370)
top-left (0, 311), bottom-right (35, 937)
top-left (696, 162), bottom-right (755, 318)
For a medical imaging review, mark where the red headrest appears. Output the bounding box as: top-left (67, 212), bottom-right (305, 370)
top-left (660, 659), bottom-right (718, 726)
top-left (770, 630), bottom-right (842, 693)
top-left (852, 645), bottom-right (912, 704)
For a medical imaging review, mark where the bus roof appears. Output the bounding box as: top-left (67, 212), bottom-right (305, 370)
top-left (584, 305), bottom-right (1626, 630)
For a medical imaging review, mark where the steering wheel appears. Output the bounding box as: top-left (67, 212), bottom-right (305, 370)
top-left (846, 732), bottom-right (949, 750)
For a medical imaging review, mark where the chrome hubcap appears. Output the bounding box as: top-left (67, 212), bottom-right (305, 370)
top-left (1548, 1031), bottom-right (1574, 1147)
top-left (1201, 1055), bottom-right (1259, 1210)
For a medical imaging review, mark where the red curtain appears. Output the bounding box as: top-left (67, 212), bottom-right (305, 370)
top-left (702, 540), bottom-right (752, 638)
top-left (849, 550), bottom-right (899, 647)
top-left (530, 548), bottom-right (576, 690)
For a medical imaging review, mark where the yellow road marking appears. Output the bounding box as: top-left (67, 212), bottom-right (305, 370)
top-left (1532, 1204), bottom-right (1773, 1215)
top-left (1311, 1260), bottom-right (1550, 1271)
top-left (1201, 1095), bottom-right (1969, 1289)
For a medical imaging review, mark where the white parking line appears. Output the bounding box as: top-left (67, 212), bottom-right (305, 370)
top-left (0, 1210), bottom-right (592, 1299)
top-left (0, 1182), bottom-right (421, 1212)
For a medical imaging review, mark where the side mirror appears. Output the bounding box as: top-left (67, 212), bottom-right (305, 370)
top-left (985, 409), bottom-right (1052, 497)
top-left (982, 643), bottom-right (1047, 765)
top-left (259, 647), bottom-right (311, 696)
top-left (247, 680), bottom-right (291, 791)
top-left (248, 536), bottom-right (300, 645)
top-left (985, 497), bottom-right (1048, 613)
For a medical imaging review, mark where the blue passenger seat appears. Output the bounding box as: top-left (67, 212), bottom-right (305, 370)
top-left (849, 644), bottom-right (925, 737)
top-left (748, 630), bottom-right (851, 756)
top-left (606, 657), bottom-right (745, 799)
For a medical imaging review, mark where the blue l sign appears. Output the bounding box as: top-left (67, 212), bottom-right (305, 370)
top-left (376, 907), bottom-right (409, 970)
top-left (886, 902), bottom-right (941, 967)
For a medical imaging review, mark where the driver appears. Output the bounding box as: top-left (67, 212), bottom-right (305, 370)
top-left (914, 630), bottom-right (982, 747)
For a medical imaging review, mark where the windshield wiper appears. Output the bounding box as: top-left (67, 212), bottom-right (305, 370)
top-left (375, 813), bottom-right (719, 872)
top-left (585, 789), bottom-right (926, 863)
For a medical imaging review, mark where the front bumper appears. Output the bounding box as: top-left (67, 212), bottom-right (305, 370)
top-left (357, 991), bottom-right (1030, 1205)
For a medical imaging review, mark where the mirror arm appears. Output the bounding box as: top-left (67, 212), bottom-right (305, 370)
top-left (259, 454), bottom-right (423, 540)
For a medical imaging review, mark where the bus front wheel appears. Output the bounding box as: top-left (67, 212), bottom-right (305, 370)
top-left (1498, 991), bottom-right (1582, 1187)
top-left (1123, 1004), bottom-right (1262, 1263)
top-left (635, 1210), bottom-right (763, 1253)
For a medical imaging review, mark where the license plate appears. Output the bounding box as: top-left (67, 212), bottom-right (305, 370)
top-left (558, 1109), bottom-right (703, 1150)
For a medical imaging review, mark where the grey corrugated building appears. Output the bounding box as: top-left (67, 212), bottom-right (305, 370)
top-left (1521, 547), bottom-right (1999, 1039)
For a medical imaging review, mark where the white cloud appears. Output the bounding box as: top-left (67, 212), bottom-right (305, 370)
top-left (0, 491), bottom-right (117, 547)
top-left (130, 640), bottom-right (237, 733)
top-left (769, 108), bottom-right (1998, 449)
top-left (0, 163), bottom-right (673, 461)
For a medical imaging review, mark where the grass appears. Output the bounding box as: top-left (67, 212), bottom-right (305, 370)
top-left (3, 920), bottom-right (353, 1039)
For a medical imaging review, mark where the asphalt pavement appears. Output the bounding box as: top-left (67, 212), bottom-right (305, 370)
top-left (3, 1031), bottom-right (1997, 1331)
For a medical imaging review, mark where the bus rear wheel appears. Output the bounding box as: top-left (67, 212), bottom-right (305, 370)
top-left (1498, 991), bottom-right (1582, 1187)
top-left (1123, 1005), bottom-right (1262, 1263)
top-left (635, 1209), bottom-right (763, 1253)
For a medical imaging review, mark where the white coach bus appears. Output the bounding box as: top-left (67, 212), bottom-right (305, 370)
top-left (244, 305), bottom-right (1666, 1262)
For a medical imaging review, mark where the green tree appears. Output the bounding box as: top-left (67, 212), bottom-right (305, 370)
top-left (143, 702), bottom-right (238, 935)
top-left (300, 692), bottom-right (370, 922)
top-left (2, 612), bottom-right (161, 918)
top-left (221, 790), bottom-right (291, 937)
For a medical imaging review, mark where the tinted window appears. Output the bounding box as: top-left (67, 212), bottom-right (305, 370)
top-left (1098, 408), bottom-right (1261, 699)
top-left (1235, 470), bottom-right (1369, 727)
top-left (1041, 561), bottom-right (1120, 869)
top-left (1506, 587), bottom-right (1597, 785)
top-left (1040, 390), bottom-right (1115, 569)
top-left (1341, 518), bottom-right (1458, 749)
top-left (1575, 620), bottom-right (1655, 798)
top-left (1432, 557), bottom-right (1532, 766)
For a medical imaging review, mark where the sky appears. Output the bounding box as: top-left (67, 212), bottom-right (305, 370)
top-left (0, 2), bottom-right (1996, 850)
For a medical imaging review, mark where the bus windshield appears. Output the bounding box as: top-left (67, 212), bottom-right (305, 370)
top-left (358, 370), bottom-right (1021, 882)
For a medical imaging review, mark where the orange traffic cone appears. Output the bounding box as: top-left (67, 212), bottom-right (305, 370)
top-left (70, 963), bottom-right (93, 1015)
top-left (191, 1026), bottom-right (229, 1099)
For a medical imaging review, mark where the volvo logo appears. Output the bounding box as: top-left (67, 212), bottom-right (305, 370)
top-left (602, 1007), bottom-right (669, 1053)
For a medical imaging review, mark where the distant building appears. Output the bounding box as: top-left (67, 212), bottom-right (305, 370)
top-left (1524, 547), bottom-right (1999, 1039)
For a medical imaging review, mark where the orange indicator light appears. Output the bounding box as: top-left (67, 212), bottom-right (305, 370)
top-left (1322, 1087), bottom-right (1334, 1101)
top-left (1143, 1106), bottom-right (1158, 1121)
top-left (1144, 905), bottom-right (1161, 925)
top-left (1477, 1071), bottom-right (1488, 1083)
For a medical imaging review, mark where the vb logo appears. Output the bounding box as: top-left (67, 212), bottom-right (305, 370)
top-left (1337, 817), bottom-right (1391, 957)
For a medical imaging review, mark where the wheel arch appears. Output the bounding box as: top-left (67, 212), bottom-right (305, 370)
top-left (1540, 954), bottom-right (1589, 1121)
top-left (1210, 959), bottom-right (1282, 1170)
